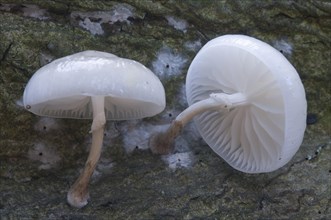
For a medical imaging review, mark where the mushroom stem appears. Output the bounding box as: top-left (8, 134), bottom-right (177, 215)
top-left (150, 92), bottom-right (247, 154)
top-left (67, 96), bottom-right (106, 208)
top-left (177, 92), bottom-right (247, 125)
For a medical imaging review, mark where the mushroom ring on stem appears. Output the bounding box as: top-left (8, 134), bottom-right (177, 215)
top-left (23, 50), bottom-right (166, 208)
top-left (150, 35), bottom-right (307, 173)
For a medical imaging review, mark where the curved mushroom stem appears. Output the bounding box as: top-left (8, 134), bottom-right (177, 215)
top-left (67, 96), bottom-right (106, 208)
top-left (149, 92), bottom-right (247, 154)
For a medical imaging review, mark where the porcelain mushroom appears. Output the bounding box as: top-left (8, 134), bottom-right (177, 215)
top-left (150, 35), bottom-right (307, 173)
top-left (23, 50), bottom-right (165, 208)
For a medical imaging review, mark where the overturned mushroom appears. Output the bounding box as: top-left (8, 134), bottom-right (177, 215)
top-left (23, 50), bottom-right (165, 208)
top-left (150, 35), bottom-right (307, 173)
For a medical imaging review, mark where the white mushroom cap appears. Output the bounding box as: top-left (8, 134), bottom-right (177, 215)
top-left (186, 35), bottom-right (307, 173)
top-left (23, 50), bottom-right (166, 120)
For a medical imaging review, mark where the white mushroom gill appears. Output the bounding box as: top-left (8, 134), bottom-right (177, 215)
top-left (176, 93), bottom-right (247, 125)
top-left (149, 92), bottom-right (248, 154)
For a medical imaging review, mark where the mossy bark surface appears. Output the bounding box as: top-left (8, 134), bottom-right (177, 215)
top-left (0, 1), bottom-right (330, 219)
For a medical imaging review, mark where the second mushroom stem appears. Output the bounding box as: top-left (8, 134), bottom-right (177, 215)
top-left (67, 96), bottom-right (106, 208)
top-left (150, 92), bottom-right (247, 154)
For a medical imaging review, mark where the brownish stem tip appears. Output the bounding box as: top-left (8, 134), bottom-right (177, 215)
top-left (149, 120), bottom-right (183, 155)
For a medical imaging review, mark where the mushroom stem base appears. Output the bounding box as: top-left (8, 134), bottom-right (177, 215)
top-left (67, 126), bottom-right (104, 208)
top-left (149, 120), bottom-right (183, 155)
